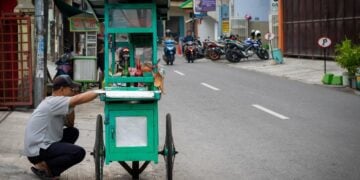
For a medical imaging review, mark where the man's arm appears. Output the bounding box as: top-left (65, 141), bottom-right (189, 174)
top-left (64, 110), bottom-right (75, 127)
top-left (69, 91), bottom-right (100, 108)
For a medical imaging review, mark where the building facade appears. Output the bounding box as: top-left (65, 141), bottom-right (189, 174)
top-left (279, 0), bottom-right (360, 58)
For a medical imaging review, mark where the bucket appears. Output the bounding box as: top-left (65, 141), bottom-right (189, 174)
top-left (342, 72), bottom-right (349, 86)
top-left (272, 48), bottom-right (283, 64)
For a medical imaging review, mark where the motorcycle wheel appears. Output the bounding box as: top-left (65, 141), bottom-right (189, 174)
top-left (189, 54), bottom-right (195, 63)
top-left (163, 54), bottom-right (169, 65)
top-left (225, 50), bottom-right (241, 63)
top-left (186, 54), bottom-right (190, 63)
top-left (186, 53), bottom-right (193, 63)
top-left (204, 49), bottom-right (209, 58)
top-left (259, 49), bottom-right (269, 60)
top-left (169, 54), bottom-right (174, 65)
top-left (208, 50), bottom-right (221, 61)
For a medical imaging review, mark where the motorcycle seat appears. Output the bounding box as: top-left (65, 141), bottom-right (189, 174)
top-left (215, 43), bottom-right (225, 47)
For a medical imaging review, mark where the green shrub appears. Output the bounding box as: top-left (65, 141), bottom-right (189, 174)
top-left (335, 39), bottom-right (360, 76)
top-left (263, 43), bottom-right (270, 50)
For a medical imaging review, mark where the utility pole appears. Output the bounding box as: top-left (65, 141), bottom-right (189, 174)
top-left (219, 0), bottom-right (222, 36)
top-left (34, 0), bottom-right (47, 107)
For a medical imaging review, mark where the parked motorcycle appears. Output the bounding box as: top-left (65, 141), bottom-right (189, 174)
top-left (205, 40), bottom-right (226, 61)
top-left (243, 38), bottom-right (269, 60)
top-left (162, 39), bottom-right (176, 65)
top-left (225, 41), bottom-right (244, 63)
top-left (194, 38), bottom-right (205, 59)
top-left (225, 38), bottom-right (269, 63)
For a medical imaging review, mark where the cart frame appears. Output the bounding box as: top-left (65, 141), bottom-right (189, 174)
top-left (91, 1), bottom-right (177, 179)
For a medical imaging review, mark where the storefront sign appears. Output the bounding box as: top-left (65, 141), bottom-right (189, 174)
top-left (222, 20), bottom-right (229, 33)
top-left (271, 0), bottom-right (279, 12)
top-left (194, 0), bottom-right (216, 13)
top-left (69, 16), bottom-right (99, 32)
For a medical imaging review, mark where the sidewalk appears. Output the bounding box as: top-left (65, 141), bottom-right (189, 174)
top-left (0, 57), bottom-right (358, 179)
top-left (226, 57), bottom-right (345, 85)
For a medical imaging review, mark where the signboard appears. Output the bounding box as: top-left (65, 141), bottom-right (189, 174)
top-left (318, 37), bottom-right (332, 48)
top-left (271, 0), bottom-right (279, 12)
top-left (317, 36), bottom-right (332, 74)
top-left (194, 0), bottom-right (216, 13)
top-left (222, 20), bottom-right (229, 33)
top-left (265, 32), bottom-right (275, 40)
top-left (221, 4), bottom-right (229, 20)
top-left (69, 14), bottom-right (99, 32)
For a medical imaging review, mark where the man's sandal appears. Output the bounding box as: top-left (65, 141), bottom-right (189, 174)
top-left (30, 167), bottom-right (58, 180)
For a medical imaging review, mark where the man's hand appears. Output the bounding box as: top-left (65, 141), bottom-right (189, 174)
top-left (92, 90), bottom-right (106, 94)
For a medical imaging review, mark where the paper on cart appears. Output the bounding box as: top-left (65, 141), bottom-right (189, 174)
top-left (105, 91), bottom-right (155, 98)
top-left (116, 116), bottom-right (147, 147)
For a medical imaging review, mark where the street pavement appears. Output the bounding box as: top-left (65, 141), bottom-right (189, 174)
top-left (0, 56), bottom-right (358, 179)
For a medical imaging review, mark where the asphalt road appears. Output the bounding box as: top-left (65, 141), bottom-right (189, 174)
top-left (158, 56), bottom-right (360, 180)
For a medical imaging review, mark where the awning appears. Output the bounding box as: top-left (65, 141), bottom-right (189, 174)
top-left (54, 0), bottom-right (86, 17)
top-left (185, 18), bottom-right (196, 23)
top-left (180, 0), bottom-right (193, 9)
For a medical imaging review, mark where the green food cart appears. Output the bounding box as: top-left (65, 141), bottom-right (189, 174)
top-left (68, 13), bottom-right (99, 90)
top-left (91, 1), bottom-right (177, 180)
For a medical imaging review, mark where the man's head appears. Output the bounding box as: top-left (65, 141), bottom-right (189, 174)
top-left (52, 75), bottom-right (81, 96)
top-left (165, 29), bottom-right (171, 37)
top-left (186, 30), bottom-right (192, 36)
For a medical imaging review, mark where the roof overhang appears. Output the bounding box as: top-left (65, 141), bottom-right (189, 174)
top-left (87, 0), bottom-right (169, 21)
top-left (54, 0), bottom-right (86, 17)
top-left (180, 0), bottom-right (192, 9)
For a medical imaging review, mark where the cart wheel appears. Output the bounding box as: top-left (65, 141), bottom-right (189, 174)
top-left (93, 114), bottom-right (105, 180)
top-left (163, 113), bottom-right (177, 180)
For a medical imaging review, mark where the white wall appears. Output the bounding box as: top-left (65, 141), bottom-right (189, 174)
top-left (198, 16), bottom-right (216, 42)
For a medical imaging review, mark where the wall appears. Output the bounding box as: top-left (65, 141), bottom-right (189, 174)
top-left (283, 0), bottom-right (360, 58)
top-left (198, 16), bottom-right (216, 41)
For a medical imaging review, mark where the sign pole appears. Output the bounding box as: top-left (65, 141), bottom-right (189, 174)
top-left (324, 48), bottom-right (326, 74)
top-left (317, 36), bottom-right (331, 74)
top-left (265, 32), bottom-right (275, 59)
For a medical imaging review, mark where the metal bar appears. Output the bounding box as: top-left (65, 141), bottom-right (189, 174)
top-left (132, 161), bottom-right (139, 179)
top-left (138, 161), bottom-right (150, 174)
top-left (118, 161), bottom-right (133, 176)
top-left (117, 161), bottom-right (146, 179)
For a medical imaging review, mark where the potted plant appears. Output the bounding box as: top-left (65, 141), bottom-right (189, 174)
top-left (334, 39), bottom-right (360, 88)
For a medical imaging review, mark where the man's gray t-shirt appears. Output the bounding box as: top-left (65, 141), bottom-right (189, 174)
top-left (24, 96), bottom-right (72, 157)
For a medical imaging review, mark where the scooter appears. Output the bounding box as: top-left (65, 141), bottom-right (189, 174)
top-left (162, 39), bottom-right (176, 65)
top-left (183, 40), bottom-right (197, 63)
